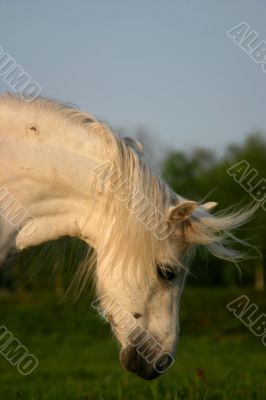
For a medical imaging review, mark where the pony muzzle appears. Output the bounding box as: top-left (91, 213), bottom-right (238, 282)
top-left (119, 345), bottom-right (174, 380)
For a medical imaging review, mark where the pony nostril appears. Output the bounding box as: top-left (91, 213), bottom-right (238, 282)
top-left (133, 312), bottom-right (142, 319)
top-left (154, 353), bottom-right (174, 373)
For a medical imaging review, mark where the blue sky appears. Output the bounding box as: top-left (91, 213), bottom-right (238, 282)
top-left (0, 0), bottom-right (266, 156)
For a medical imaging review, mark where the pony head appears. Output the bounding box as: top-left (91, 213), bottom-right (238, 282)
top-left (83, 132), bottom-right (254, 380)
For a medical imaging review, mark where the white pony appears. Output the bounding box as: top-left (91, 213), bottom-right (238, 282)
top-left (0, 94), bottom-right (254, 380)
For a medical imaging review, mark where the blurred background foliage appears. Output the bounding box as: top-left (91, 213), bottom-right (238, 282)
top-left (0, 132), bottom-right (265, 294)
top-left (163, 132), bottom-right (266, 291)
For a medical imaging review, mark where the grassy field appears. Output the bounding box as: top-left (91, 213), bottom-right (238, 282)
top-left (0, 287), bottom-right (265, 400)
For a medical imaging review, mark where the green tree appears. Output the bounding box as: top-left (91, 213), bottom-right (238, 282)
top-left (162, 133), bottom-right (266, 290)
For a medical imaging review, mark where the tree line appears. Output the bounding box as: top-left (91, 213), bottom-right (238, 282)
top-left (162, 132), bottom-right (265, 290)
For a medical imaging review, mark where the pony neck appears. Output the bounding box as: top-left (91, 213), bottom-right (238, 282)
top-left (0, 96), bottom-right (107, 255)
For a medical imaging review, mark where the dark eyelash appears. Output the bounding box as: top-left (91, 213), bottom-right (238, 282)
top-left (157, 265), bottom-right (177, 281)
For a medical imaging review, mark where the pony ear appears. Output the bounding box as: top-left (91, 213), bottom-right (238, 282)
top-left (201, 201), bottom-right (218, 211)
top-left (168, 200), bottom-right (198, 223)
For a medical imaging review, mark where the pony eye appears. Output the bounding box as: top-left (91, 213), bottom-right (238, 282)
top-left (133, 313), bottom-right (142, 319)
top-left (157, 265), bottom-right (177, 282)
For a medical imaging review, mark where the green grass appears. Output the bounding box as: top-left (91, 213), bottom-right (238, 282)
top-left (0, 288), bottom-right (265, 399)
